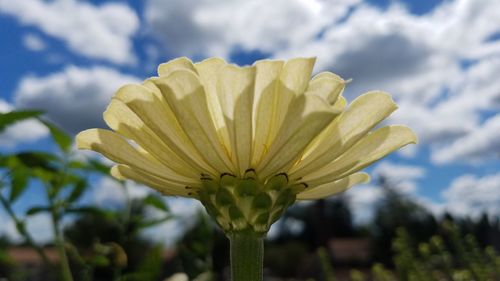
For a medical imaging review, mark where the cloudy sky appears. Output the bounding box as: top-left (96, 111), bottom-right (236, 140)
top-left (1, 0), bottom-right (500, 243)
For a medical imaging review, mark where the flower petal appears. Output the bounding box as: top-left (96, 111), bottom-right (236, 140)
top-left (158, 57), bottom-right (197, 77)
top-left (153, 69), bottom-right (235, 174)
top-left (111, 165), bottom-right (194, 197)
top-left (306, 72), bottom-right (346, 105)
top-left (290, 92), bottom-right (398, 179)
top-left (76, 129), bottom-right (197, 185)
top-left (250, 60), bottom-right (285, 168)
top-left (113, 83), bottom-right (217, 176)
top-left (103, 98), bottom-right (200, 178)
top-left (297, 172), bottom-right (370, 200)
top-left (194, 57), bottom-right (232, 152)
top-left (216, 64), bottom-right (256, 175)
top-left (258, 94), bottom-right (338, 178)
top-left (267, 58), bottom-right (316, 143)
top-left (302, 125), bottom-right (417, 187)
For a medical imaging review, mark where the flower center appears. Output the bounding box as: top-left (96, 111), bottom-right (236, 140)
top-left (198, 170), bottom-right (304, 234)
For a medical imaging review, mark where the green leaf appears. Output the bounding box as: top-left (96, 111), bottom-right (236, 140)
top-left (9, 168), bottom-right (30, 202)
top-left (38, 119), bottom-right (72, 152)
top-left (89, 255), bottom-right (110, 267)
top-left (143, 194), bottom-right (169, 212)
top-left (67, 179), bottom-right (87, 203)
top-left (15, 152), bottom-right (58, 172)
top-left (66, 206), bottom-right (107, 216)
top-left (70, 159), bottom-right (111, 175)
top-left (0, 110), bottom-right (43, 133)
top-left (26, 206), bottom-right (51, 216)
top-left (137, 215), bottom-right (173, 229)
top-left (88, 159), bottom-right (111, 175)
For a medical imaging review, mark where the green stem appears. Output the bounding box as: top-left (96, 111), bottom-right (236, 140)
top-left (0, 193), bottom-right (52, 267)
top-left (50, 205), bottom-right (74, 281)
top-left (229, 232), bottom-right (264, 281)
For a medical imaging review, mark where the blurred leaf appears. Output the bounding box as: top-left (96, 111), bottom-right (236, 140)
top-left (143, 194), bottom-right (169, 212)
top-left (67, 179), bottom-right (87, 203)
top-left (0, 110), bottom-right (43, 133)
top-left (137, 215), bottom-right (173, 230)
top-left (89, 255), bottom-right (110, 267)
top-left (26, 206), bottom-right (51, 216)
top-left (69, 159), bottom-right (111, 176)
top-left (66, 206), bottom-right (108, 217)
top-left (38, 119), bottom-right (72, 153)
top-left (32, 167), bottom-right (56, 183)
top-left (119, 246), bottom-right (163, 281)
top-left (67, 160), bottom-right (86, 169)
top-left (15, 152), bottom-right (57, 171)
top-left (9, 168), bottom-right (30, 203)
top-left (88, 159), bottom-right (111, 175)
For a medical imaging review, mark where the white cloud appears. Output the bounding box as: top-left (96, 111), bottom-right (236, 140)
top-left (372, 161), bottom-right (426, 194)
top-left (93, 177), bottom-right (151, 206)
top-left (441, 172), bottom-right (500, 217)
top-left (0, 99), bottom-right (48, 147)
top-left (0, 0), bottom-right (139, 64)
top-left (14, 66), bottom-right (140, 134)
top-left (25, 213), bottom-right (54, 244)
top-left (373, 161), bottom-right (426, 181)
top-left (22, 33), bottom-right (46, 51)
top-left (144, 0), bottom-right (360, 58)
top-left (432, 114), bottom-right (500, 164)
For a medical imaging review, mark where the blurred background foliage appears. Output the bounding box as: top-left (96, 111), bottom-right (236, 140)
top-left (1, 111), bottom-right (499, 281)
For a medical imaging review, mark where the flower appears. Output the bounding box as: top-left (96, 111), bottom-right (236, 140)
top-left (76, 57), bottom-right (416, 233)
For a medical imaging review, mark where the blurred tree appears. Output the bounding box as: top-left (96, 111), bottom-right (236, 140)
top-left (279, 196), bottom-right (362, 249)
top-left (372, 176), bottom-right (438, 265)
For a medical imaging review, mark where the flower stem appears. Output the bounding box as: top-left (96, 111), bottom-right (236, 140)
top-left (229, 232), bottom-right (264, 281)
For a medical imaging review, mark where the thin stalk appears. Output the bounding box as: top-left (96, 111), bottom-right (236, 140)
top-left (44, 154), bottom-right (74, 281)
top-left (48, 200), bottom-right (74, 281)
top-left (0, 192), bottom-right (52, 266)
top-left (228, 232), bottom-right (264, 281)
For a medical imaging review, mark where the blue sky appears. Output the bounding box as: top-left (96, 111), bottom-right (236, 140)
top-left (1, 0), bottom-right (500, 243)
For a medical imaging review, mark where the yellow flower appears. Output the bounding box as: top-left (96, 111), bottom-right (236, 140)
top-left (76, 57), bottom-right (416, 233)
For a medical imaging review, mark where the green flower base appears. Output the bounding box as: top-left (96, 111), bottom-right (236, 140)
top-left (198, 170), bottom-right (302, 281)
top-left (198, 170), bottom-right (299, 234)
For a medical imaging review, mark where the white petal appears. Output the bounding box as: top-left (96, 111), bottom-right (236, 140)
top-left (113, 83), bottom-right (217, 176)
top-left (216, 64), bottom-right (256, 175)
top-left (158, 57), bottom-right (196, 77)
top-left (258, 94), bottom-right (338, 178)
top-left (195, 57), bottom-right (232, 152)
top-left (302, 125), bottom-right (417, 187)
top-left (290, 92), bottom-right (398, 179)
top-left (306, 72), bottom-right (346, 105)
top-left (251, 60), bottom-right (284, 167)
top-left (76, 129), bottom-right (197, 185)
top-left (103, 98), bottom-right (200, 178)
top-left (297, 172), bottom-right (370, 200)
top-left (269, 58), bottom-right (316, 142)
top-left (111, 165), bottom-right (194, 197)
top-left (153, 69), bottom-right (235, 174)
